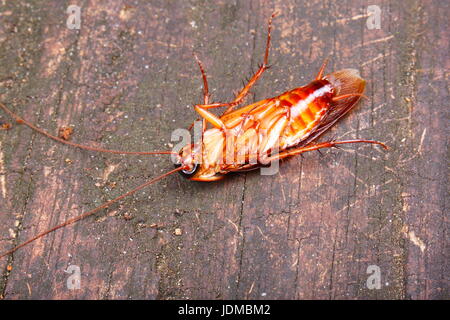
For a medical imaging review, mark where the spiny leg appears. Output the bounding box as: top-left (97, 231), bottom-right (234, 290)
top-left (264, 139), bottom-right (388, 162)
top-left (315, 57), bottom-right (329, 80)
top-left (193, 52), bottom-right (210, 105)
top-left (191, 54), bottom-right (227, 133)
top-left (189, 12), bottom-right (278, 117)
top-left (188, 53), bottom-right (210, 131)
top-left (190, 12), bottom-right (278, 131)
top-left (222, 11), bottom-right (278, 115)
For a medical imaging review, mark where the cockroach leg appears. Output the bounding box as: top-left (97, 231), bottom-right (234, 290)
top-left (187, 12), bottom-right (279, 118)
top-left (193, 52), bottom-right (210, 105)
top-left (315, 57), bottom-right (329, 80)
top-left (189, 12), bottom-right (278, 118)
top-left (194, 104), bottom-right (228, 131)
top-left (222, 12), bottom-right (278, 115)
top-left (187, 53), bottom-right (211, 131)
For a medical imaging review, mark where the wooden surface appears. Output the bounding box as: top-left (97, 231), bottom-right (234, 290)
top-left (0, 0), bottom-right (448, 299)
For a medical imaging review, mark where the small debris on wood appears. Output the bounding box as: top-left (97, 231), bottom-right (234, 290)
top-left (123, 212), bottom-right (133, 220)
top-left (174, 228), bottom-right (182, 236)
top-left (65, 158), bottom-right (73, 164)
top-left (58, 126), bottom-right (74, 140)
top-left (136, 222), bottom-right (146, 229)
top-left (0, 122), bottom-right (12, 130)
top-left (108, 181), bottom-right (117, 189)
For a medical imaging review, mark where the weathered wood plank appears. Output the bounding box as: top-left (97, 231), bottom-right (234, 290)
top-left (0, 0), bottom-right (447, 299)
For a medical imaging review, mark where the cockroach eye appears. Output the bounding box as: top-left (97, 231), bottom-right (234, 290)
top-left (182, 163), bottom-right (198, 175)
top-left (174, 162), bottom-right (199, 178)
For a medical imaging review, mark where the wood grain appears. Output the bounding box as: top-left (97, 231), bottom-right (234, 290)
top-left (0, 0), bottom-right (448, 299)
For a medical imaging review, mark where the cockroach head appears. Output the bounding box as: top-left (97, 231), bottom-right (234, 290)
top-left (174, 143), bottom-right (200, 178)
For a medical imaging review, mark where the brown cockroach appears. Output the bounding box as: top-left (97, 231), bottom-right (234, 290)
top-left (0, 13), bottom-right (387, 258)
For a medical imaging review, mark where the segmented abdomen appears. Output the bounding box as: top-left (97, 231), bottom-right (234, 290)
top-left (277, 80), bottom-right (334, 148)
top-left (219, 80), bottom-right (335, 161)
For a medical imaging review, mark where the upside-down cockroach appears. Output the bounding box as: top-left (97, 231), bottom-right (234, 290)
top-left (0, 12), bottom-right (387, 258)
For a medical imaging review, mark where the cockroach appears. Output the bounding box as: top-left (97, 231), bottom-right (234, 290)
top-left (0, 13), bottom-right (387, 259)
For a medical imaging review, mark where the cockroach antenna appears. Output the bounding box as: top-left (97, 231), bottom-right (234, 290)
top-left (0, 102), bottom-right (179, 157)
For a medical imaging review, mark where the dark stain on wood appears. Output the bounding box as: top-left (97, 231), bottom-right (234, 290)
top-left (0, 0), bottom-right (448, 299)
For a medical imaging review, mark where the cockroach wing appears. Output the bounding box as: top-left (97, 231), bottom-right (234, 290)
top-left (298, 69), bottom-right (366, 147)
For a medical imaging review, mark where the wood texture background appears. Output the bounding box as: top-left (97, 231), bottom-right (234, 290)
top-left (0, 0), bottom-right (448, 299)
